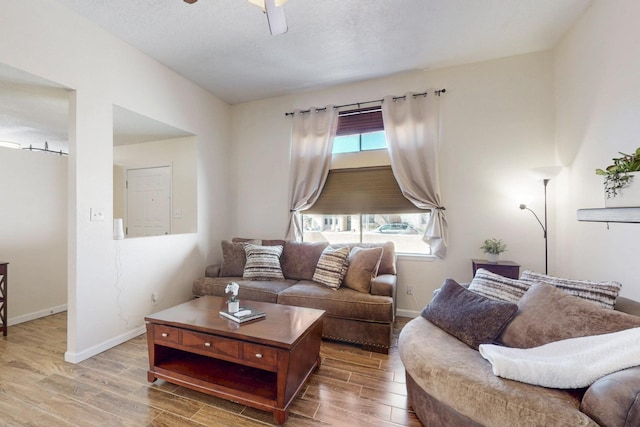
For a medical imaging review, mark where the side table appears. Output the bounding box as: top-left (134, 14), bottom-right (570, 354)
top-left (0, 262), bottom-right (7, 336)
top-left (472, 259), bottom-right (520, 280)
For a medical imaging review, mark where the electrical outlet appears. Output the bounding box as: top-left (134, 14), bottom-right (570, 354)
top-left (407, 286), bottom-right (414, 295)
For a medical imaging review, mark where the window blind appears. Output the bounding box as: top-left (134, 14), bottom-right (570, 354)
top-left (305, 166), bottom-right (427, 214)
top-left (336, 107), bottom-right (383, 136)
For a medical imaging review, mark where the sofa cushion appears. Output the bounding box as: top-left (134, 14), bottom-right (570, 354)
top-left (219, 240), bottom-right (259, 277)
top-left (498, 282), bottom-right (640, 348)
top-left (312, 246), bottom-right (350, 290)
top-left (242, 244), bottom-right (285, 281)
top-left (192, 276), bottom-right (296, 303)
top-left (519, 270), bottom-right (622, 310)
top-left (343, 246), bottom-right (383, 293)
top-left (277, 280), bottom-right (394, 322)
top-left (280, 241), bottom-right (328, 281)
top-left (468, 268), bottom-right (530, 303)
top-left (422, 279), bottom-right (518, 350)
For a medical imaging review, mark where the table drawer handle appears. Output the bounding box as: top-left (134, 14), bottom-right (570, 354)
top-left (161, 333), bottom-right (168, 338)
top-left (204, 342), bottom-right (211, 347)
top-left (255, 353), bottom-right (263, 359)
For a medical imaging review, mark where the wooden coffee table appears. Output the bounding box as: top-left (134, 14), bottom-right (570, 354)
top-left (145, 296), bottom-right (325, 424)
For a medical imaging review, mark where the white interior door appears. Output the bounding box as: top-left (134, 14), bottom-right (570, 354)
top-left (126, 166), bottom-right (172, 237)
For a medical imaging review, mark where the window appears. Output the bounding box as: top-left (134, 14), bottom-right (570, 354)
top-left (332, 106), bottom-right (386, 154)
top-left (303, 166), bottom-right (431, 255)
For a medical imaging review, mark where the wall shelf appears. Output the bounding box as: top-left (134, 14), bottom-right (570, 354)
top-left (576, 207), bottom-right (640, 223)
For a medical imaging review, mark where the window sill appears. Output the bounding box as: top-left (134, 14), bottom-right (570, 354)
top-left (397, 253), bottom-right (436, 262)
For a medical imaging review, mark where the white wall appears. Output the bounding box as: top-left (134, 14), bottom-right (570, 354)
top-left (114, 136), bottom-right (198, 235)
top-left (231, 51), bottom-right (557, 315)
top-left (0, 0), bottom-right (231, 362)
top-left (0, 148), bottom-right (67, 322)
top-left (554, 0), bottom-right (640, 300)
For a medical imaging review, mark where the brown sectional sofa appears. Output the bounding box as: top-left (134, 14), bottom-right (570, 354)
top-left (193, 239), bottom-right (397, 353)
top-left (399, 277), bottom-right (640, 426)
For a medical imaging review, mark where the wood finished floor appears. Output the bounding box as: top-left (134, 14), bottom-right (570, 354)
top-left (0, 313), bottom-right (421, 427)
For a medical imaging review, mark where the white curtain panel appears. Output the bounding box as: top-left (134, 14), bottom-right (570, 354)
top-left (382, 92), bottom-right (448, 258)
top-left (286, 107), bottom-right (338, 240)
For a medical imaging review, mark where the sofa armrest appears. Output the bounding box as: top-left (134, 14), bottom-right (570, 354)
top-left (371, 274), bottom-right (396, 298)
top-left (205, 264), bottom-right (221, 278)
top-left (580, 366), bottom-right (640, 427)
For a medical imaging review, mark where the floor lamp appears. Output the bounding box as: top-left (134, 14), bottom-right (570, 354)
top-left (519, 166), bottom-right (562, 274)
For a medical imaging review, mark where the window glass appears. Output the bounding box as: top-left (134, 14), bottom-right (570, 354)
top-left (332, 131), bottom-right (387, 154)
top-left (332, 135), bottom-right (360, 154)
top-left (302, 213), bottom-right (431, 255)
top-left (360, 131), bottom-right (387, 151)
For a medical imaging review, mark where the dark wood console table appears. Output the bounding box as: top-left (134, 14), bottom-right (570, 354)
top-left (0, 262), bottom-right (8, 336)
top-left (472, 259), bottom-right (520, 279)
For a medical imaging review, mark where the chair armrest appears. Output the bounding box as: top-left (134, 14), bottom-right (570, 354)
top-left (371, 274), bottom-right (396, 298)
top-left (581, 366), bottom-right (640, 427)
top-left (205, 264), bottom-right (221, 278)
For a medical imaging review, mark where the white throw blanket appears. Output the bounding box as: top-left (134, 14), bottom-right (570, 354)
top-left (479, 327), bottom-right (640, 388)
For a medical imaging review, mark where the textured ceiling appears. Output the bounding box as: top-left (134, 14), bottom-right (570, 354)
top-left (54, 0), bottom-right (592, 104)
top-left (1, 0), bottom-right (591, 151)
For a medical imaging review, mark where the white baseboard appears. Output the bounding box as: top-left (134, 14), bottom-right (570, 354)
top-left (396, 308), bottom-right (421, 318)
top-left (8, 304), bottom-right (68, 326)
top-left (64, 325), bottom-right (146, 364)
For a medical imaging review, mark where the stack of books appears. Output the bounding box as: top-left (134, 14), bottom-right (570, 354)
top-left (219, 306), bottom-right (266, 324)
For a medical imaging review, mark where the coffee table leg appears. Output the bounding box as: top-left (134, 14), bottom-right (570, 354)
top-left (274, 409), bottom-right (288, 425)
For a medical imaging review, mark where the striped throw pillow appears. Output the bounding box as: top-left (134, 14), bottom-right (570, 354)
top-left (519, 270), bottom-right (622, 310)
top-left (242, 244), bottom-right (285, 281)
top-left (468, 269), bottom-right (531, 303)
top-left (312, 246), bottom-right (350, 290)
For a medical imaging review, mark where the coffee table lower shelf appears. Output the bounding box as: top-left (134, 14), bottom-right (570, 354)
top-left (150, 350), bottom-right (279, 402)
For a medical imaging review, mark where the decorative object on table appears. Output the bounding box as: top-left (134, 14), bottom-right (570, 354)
top-left (519, 166), bottom-right (562, 274)
top-left (596, 147), bottom-right (640, 207)
top-left (219, 306), bottom-right (267, 323)
top-left (480, 238), bottom-right (507, 263)
top-left (225, 282), bottom-right (240, 313)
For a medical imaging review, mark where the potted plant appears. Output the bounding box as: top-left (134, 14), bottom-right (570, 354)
top-left (225, 282), bottom-right (240, 313)
top-left (595, 147), bottom-right (640, 205)
top-left (481, 238), bottom-right (507, 263)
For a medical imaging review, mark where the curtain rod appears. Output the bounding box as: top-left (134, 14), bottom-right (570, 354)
top-left (284, 88), bottom-right (446, 117)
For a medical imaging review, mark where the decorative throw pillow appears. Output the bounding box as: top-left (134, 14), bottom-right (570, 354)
top-left (422, 278), bottom-right (518, 350)
top-left (219, 240), bottom-right (259, 277)
top-left (312, 246), bottom-right (350, 290)
top-left (242, 244), bottom-right (285, 281)
top-left (468, 268), bottom-right (531, 303)
top-left (343, 246), bottom-right (383, 293)
top-left (498, 282), bottom-right (640, 348)
top-left (519, 270), bottom-right (622, 310)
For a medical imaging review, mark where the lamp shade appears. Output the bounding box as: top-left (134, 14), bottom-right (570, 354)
top-left (530, 166), bottom-right (562, 181)
top-left (113, 218), bottom-right (125, 240)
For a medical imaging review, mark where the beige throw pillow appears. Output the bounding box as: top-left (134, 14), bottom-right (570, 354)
top-left (343, 246), bottom-right (383, 293)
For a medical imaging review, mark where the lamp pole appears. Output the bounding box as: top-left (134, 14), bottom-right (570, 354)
top-left (543, 178), bottom-right (549, 275)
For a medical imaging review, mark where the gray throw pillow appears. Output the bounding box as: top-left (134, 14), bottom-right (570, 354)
top-left (422, 278), bottom-right (518, 350)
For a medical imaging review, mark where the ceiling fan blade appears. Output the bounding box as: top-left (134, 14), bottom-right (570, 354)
top-left (264, 0), bottom-right (288, 35)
